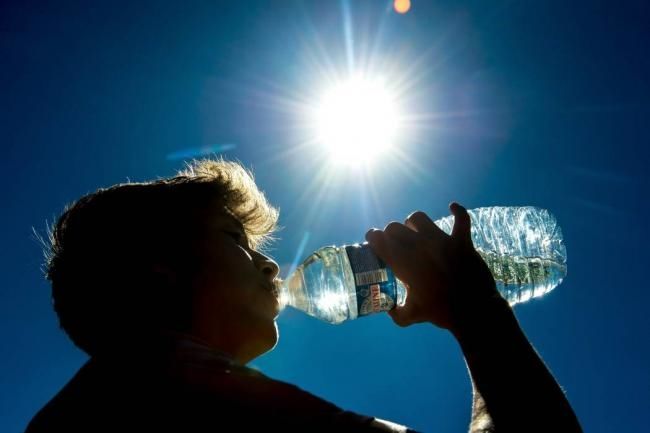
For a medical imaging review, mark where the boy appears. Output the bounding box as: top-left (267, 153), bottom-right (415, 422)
top-left (26, 158), bottom-right (581, 432)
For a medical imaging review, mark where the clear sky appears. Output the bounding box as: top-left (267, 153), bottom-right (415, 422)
top-left (2, 1), bottom-right (648, 432)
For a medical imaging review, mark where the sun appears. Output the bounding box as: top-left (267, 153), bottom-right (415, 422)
top-left (314, 75), bottom-right (402, 167)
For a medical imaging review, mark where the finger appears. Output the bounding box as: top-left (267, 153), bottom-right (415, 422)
top-left (405, 210), bottom-right (447, 239)
top-left (366, 227), bottom-right (414, 282)
top-left (383, 221), bottom-right (418, 243)
top-left (365, 229), bottom-right (391, 262)
top-left (449, 202), bottom-right (472, 245)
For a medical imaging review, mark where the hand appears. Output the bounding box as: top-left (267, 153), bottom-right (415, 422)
top-left (365, 203), bottom-right (500, 332)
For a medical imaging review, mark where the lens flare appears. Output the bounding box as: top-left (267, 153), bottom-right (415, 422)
top-left (394, 0), bottom-right (411, 14)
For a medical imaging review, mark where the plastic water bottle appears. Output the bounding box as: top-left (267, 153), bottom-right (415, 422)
top-left (278, 206), bottom-right (567, 324)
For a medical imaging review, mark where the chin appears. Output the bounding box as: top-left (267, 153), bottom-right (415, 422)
top-left (261, 320), bottom-right (280, 353)
top-left (243, 320), bottom-right (279, 363)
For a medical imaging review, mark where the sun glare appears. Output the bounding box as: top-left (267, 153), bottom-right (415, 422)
top-left (314, 75), bottom-right (401, 166)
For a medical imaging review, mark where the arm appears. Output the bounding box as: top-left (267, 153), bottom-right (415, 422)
top-left (455, 297), bottom-right (581, 433)
top-left (365, 203), bottom-right (582, 433)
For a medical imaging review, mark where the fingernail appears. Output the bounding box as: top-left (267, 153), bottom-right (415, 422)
top-left (365, 228), bottom-right (379, 241)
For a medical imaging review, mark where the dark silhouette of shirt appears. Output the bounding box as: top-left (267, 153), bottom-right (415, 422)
top-left (25, 333), bottom-right (416, 432)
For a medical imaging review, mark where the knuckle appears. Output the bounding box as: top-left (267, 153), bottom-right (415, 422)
top-left (384, 221), bottom-right (403, 234)
top-left (408, 210), bottom-right (428, 221)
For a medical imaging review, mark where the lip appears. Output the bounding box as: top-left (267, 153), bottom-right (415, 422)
top-left (262, 283), bottom-right (281, 317)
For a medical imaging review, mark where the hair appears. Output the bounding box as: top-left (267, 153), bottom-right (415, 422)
top-left (43, 158), bottom-right (279, 356)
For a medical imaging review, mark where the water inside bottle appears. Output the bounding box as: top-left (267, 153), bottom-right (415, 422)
top-left (280, 246), bottom-right (358, 324)
top-left (477, 250), bottom-right (566, 304)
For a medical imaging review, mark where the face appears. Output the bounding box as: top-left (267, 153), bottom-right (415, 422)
top-left (187, 208), bottom-right (281, 364)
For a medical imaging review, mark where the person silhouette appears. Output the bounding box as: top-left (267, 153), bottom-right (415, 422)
top-left (26, 158), bottom-right (581, 432)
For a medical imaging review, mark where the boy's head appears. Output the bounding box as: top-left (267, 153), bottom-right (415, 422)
top-left (45, 158), bottom-right (281, 362)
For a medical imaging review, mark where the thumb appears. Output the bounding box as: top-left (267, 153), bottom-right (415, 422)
top-left (388, 305), bottom-right (413, 327)
top-left (449, 202), bottom-right (472, 246)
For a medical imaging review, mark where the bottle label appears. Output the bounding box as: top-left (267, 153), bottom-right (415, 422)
top-left (345, 244), bottom-right (397, 316)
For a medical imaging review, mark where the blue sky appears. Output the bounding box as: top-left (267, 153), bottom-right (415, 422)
top-left (1, 1), bottom-right (648, 432)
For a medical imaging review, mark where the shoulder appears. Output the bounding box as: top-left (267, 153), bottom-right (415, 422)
top-left (179, 369), bottom-right (419, 432)
top-left (332, 411), bottom-right (418, 433)
top-left (25, 358), bottom-right (419, 433)
top-left (370, 417), bottom-right (416, 432)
